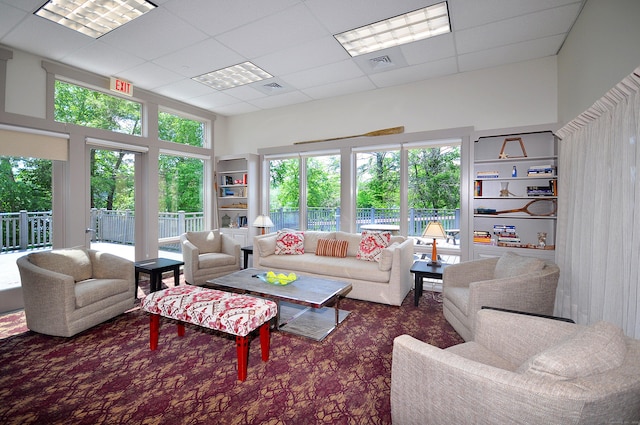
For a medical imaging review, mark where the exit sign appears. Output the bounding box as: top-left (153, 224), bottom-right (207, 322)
top-left (110, 77), bottom-right (133, 96)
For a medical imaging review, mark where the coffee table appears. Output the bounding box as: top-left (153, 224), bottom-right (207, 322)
top-left (207, 268), bottom-right (352, 341)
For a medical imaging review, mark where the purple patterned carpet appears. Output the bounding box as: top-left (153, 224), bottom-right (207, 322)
top-left (0, 286), bottom-right (462, 425)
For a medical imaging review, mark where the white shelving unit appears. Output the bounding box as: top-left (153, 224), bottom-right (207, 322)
top-left (471, 128), bottom-right (558, 261)
top-left (215, 153), bottom-right (259, 247)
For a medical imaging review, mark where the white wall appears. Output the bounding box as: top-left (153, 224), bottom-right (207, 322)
top-left (558, 0), bottom-right (640, 125)
top-left (220, 56), bottom-right (558, 156)
top-left (5, 49), bottom-right (47, 119)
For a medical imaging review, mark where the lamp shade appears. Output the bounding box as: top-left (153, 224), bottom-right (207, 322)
top-left (252, 215), bottom-right (274, 228)
top-left (422, 221), bottom-right (446, 239)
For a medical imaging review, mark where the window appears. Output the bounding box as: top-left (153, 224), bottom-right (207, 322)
top-left (355, 148), bottom-right (401, 231)
top-left (306, 154), bottom-right (340, 231)
top-left (268, 157), bottom-right (300, 230)
top-left (54, 80), bottom-right (142, 135)
top-left (406, 142), bottom-right (461, 248)
top-left (158, 154), bottom-right (204, 237)
top-left (158, 110), bottom-right (206, 147)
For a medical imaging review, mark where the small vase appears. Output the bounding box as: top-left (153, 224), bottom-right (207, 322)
top-left (500, 182), bottom-right (510, 197)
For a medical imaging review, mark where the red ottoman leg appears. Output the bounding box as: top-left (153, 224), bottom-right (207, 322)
top-left (150, 314), bottom-right (160, 350)
top-left (236, 336), bottom-right (249, 381)
top-left (177, 323), bottom-right (185, 337)
top-left (259, 323), bottom-right (270, 362)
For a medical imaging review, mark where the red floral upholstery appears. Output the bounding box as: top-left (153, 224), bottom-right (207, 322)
top-left (275, 230), bottom-right (305, 255)
top-left (356, 231), bottom-right (391, 262)
top-left (142, 286), bottom-right (277, 337)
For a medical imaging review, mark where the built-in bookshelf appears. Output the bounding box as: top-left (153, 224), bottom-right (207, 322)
top-left (472, 128), bottom-right (558, 260)
top-left (215, 154), bottom-right (259, 246)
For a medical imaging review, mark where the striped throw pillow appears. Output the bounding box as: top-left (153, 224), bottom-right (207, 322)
top-left (315, 239), bottom-right (348, 258)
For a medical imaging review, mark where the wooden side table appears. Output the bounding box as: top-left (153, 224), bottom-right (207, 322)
top-left (410, 260), bottom-right (448, 306)
top-left (134, 258), bottom-right (184, 298)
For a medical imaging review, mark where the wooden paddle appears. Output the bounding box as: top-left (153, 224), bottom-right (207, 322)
top-left (294, 126), bottom-right (404, 145)
top-left (492, 199), bottom-right (557, 216)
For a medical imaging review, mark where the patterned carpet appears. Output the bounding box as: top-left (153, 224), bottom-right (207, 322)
top-left (0, 283), bottom-right (462, 425)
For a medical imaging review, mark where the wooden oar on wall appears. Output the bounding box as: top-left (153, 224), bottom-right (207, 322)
top-left (294, 126), bottom-right (404, 145)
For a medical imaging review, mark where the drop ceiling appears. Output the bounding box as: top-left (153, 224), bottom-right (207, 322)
top-left (0, 0), bottom-right (585, 117)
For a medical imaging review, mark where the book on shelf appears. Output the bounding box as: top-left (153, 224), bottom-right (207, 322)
top-left (493, 224), bottom-right (515, 235)
top-left (527, 164), bottom-right (555, 176)
top-left (473, 230), bottom-right (492, 244)
top-left (527, 185), bottom-right (554, 196)
top-left (476, 170), bottom-right (499, 179)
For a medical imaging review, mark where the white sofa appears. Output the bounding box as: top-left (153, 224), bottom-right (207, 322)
top-left (253, 230), bottom-right (414, 306)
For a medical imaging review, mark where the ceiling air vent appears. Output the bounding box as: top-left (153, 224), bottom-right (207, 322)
top-left (369, 55), bottom-right (395, 70)
top-left (263, 82), bottom-right (283, 90)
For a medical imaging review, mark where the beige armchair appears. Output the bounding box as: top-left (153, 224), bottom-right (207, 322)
top-left (443, 251), bottom-right (559, 341)
top-left (180, 230), bottom-right (241, 285)
top-left (17, 247), bottom-right (134, 337)
top-left (391, 308), bottom-right (640, 425)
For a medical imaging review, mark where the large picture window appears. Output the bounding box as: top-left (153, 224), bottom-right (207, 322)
top-left (54, 80), bottom-right (142, 136)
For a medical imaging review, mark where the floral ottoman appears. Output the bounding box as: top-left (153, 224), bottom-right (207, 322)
top-left (141, 285), bottom-right (277, 381)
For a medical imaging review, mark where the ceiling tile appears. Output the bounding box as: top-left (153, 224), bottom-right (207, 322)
top-left (450, 0), bottom-right (583, 30)
top-left (154, 78), bottom-right (214, 101)
top-left (100, 7), bottom-right (208, 61)
top-left (216, 3), bottom-right (327, 58)
top-left (368, 57), bottom-right (459, 88)
top-left (254, 36), bottom-right (350, 76)
top-left (116, 62), bottom-right (183, 90)
top-left (458, 34), bottom-right (565, 73)
top-left (153, 38), bottom-right (245, 77)
top-left (455, 3), bottom-right (583, 54)
top-left (282, 59), bottom-right (364, 89)
top-left (400, 33), bottom-right (456, 65)
top-left (249, 90), bottom-right (313, 110)
top-left (302, 76), bottom-right (376, 100)
top-left (62, 41), bottom-right (146, 77)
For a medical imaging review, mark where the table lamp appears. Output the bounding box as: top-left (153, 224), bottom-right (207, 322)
top-left (422, 221), bottom-right (446, 266)
top-left (252, 215), bottom-right (274, 235)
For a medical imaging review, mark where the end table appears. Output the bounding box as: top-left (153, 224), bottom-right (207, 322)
top-left (410, 260), bottom-right (448, 306)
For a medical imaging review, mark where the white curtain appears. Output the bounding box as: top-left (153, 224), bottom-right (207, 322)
top-left (555, 67), bottom-right (640, 338)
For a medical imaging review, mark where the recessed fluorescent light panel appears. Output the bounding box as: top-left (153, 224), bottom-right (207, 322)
top-left (35, 0), bottom-right (157, 38)
top-left (334, 2), bottom-right (451, 57)
top-left (192, 62), bottom-right (273, 90)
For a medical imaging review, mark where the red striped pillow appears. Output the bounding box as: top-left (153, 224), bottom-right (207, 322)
top-left (315, 239), bottom-right (348, 258)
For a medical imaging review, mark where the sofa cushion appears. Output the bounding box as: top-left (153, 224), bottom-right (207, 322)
top-left (493, 251), bottom-right (544, 279)
top-left (518, 321), bottom-right (627, 380)
top-left (336, 231), bottom-right (364, 257)
top-left (316, 238), bottom-right (348, 258)
top-left (187, 230), bottom-right (221, 254)
top-left (256, 234), bottom-right (277, 258)
top-left (356, 231), bottom-right (391, 262)
top-left (378, 242), bottom-right (399, 271)
top-left (275, 230), bottom-right (305, 255)
top-left (304, 231), bottom-right (335, 254)
top-left (75, 278), bottom-right (131, 308)
top-left (30, 247), bottom-right (93, 282)
top-left (199, 252), bottom-right (237, 268)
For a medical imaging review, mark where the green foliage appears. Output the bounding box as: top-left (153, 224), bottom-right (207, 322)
top-left (269, 158), bottom-right (300, 209)
top-left (357, 151), bottom-right (401, 209)
top-left (306, 156), bottom-right (340, 208)
top-left (0, 157), bottom-right (52, 212)
top-left (54, 81), bottom-right (141, 135)
top-left (408, 146), bottom-right (460, 209)
top-left (158, 112), bottom-right (204, 147)
top-left (159, 156), bottom-right (203, 212)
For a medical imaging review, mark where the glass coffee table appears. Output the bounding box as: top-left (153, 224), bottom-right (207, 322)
top-left (207, 268), bottom-right (352, 341)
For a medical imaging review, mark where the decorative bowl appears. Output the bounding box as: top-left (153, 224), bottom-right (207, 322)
top-left (255, 271), bottom-right (297, 286)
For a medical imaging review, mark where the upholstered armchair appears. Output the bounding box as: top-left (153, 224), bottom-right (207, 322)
top-left (17, 247), bottom-right (135, 337)
top-left (391, 308), bottom-right (640, 425)
top-left (181, 230), bottom-right (241, 286)
top-left (443, 251), bottom-right (560, 341)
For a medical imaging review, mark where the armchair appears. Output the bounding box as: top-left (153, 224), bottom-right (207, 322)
top-left (17, 247), bottom-right (134, 337)
top-left (443, 251), bottom-right (559, 341)
top-left (391, 309), bottom-right (640, 424)
top-left (180, 230), bottom-right (241, 286)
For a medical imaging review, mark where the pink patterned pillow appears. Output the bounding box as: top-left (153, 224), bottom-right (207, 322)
top-left (356, 231), bottom-right (391, 262)
top-left (275, 231), bottom-right (305, 255)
